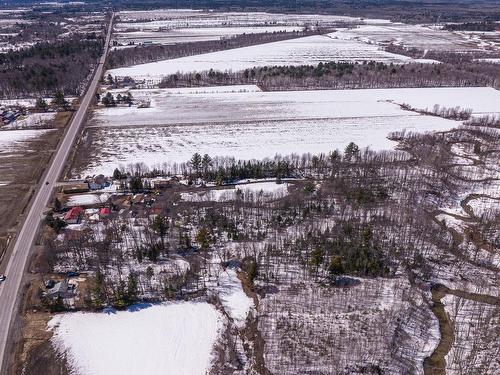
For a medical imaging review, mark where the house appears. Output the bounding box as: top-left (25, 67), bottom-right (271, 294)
top-left (87, 174), bottom-right (110, 190)
top-left (46, 280), bottom-right (69, 299)
top-left (99, 207), bottom-right (111, 216)
top-left (64, 206), bottom-right (83, 224)
top-left (152, 179), bottom-right (171, 189)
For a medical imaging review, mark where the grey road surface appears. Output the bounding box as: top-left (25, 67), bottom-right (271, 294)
top-left (0, 14), bottom-right (113, 373)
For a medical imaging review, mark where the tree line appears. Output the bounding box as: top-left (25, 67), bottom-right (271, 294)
top-left (156, 60), bottom-right (500, 91)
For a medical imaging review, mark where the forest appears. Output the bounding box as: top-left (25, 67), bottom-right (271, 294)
top-left (0, 36), bottom-right (104, 98)
top-left (154, 59), bottom-right (500, 91)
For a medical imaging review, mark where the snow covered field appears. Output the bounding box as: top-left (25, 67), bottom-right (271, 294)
top-left (113, 26), bottom-right (305, 47)
top-left (0, 129), bottom-right (52, 153)
top-left (116, 9), bottom-right (360, 27)
top-left (108, 34), bottom-right (430, 79)
top-left (77, 86), bottom-right (500, 176)
top-left (181, 181), bottom-right (290, 203)
top-left (333, 24), bottom-right (486, 52)
top-left (48, 302), bottom-right (224, 375)
top-left (66, 193), bottom-right (110, 207)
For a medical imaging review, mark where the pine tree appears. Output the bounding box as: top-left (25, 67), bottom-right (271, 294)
top-left (35, 97), bottom-right (48, 111)
top-left (190, 153), bottom-right (202, 176)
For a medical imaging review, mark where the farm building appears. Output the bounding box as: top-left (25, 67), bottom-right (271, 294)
top-left (64, 206), bottom-right (83, 224)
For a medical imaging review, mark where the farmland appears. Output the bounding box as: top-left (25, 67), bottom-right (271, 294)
top-left (107, 34), bottom-right (431, 80)
top-left (71, 86), bottom-right (500, 176)
top-left (2, 3), bottom-right (500, 375)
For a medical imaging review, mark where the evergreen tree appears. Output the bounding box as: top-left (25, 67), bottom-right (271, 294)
top-left (113, 168), bottom-right (122, 180)
top-left (51, 90), bottom-right (69, 110)
top-left (127, 273), bottom-right (138, 302)
top-left (202, 154), bottom-right (212, 177)
top-left (35, 97), bottom-right (48, 111)
top-left (151, 215), bottom-right (168, 250)
top-left (129, 176), bottom-right (143, 193)
top-left (344, 142), bottom-right (360, 162)
top-left (190, 153), bottom-right (202, 176)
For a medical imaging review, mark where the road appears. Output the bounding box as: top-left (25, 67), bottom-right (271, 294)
top-left (0, 14), bottom-right (113, 373)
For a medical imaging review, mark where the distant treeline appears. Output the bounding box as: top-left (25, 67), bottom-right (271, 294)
top-left (444, 21), bottom-right (498, 32)
top-left (156, 60), bottom-right (500, 91)
top-left (107, 29), bottom-right (321, 69)
top-left (103, 0), bottom-right (500, 24)
top-left (0, 36), bottom-right (104, 98)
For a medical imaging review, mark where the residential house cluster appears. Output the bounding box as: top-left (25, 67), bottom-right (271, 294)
top-left (1, 105), bottom-right (26, 125)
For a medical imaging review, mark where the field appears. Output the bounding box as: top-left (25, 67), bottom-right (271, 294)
top-left (48, 302), bottom-right (224, 375)
top-left (0, 109), bottom-right (67, 263)
top-left (115, 9), bottom-right (360, 27)
top-left (5, 5), bottom-right (500, 375)
top-left (112, 9), bottom-right (362, 48)
top-left (108, 34), bottom-right (433, 80)
top-left (334, 23), bottom-right (494, 52)
top-left (72, 86), bottom-right (500, 176)
top-left (113, 26), bottom-right (305, 48)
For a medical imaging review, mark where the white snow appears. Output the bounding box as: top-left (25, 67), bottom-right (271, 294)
top-left (333, 24), bottom-right (486, 52)
top-left (436, 213), bottom-right (467, 232)
top-left (48, 302), bottom-right (224, 375)
top-left (79, 86), bottom-right (500, 176)
top-left (236, 181), bottom-right (289, 195)
top-left (0, 129), bottom-right (51, 153)
top-left (214, 268), bottom-right (254, 328)
top-left (181, 182), bottom-right (289, 203)
top-left (66, 193), bottom-right (110, 207)
top-left (107, 34), bottom-right (427, 80)
top-left (113, 26), bottom-right (305, 46)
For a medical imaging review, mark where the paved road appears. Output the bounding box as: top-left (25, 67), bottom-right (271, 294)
top-left (0, 14), bottom-right (113, 373)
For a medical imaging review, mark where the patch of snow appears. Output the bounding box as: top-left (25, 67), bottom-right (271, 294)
top-left (66, 193), bottom-right (110, 207)
top-left (214, 268), bottom-right (254, 328)
top-left (48, 302), bottom-right (224, 375)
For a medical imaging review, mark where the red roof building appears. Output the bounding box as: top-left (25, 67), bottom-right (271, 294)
top-left (64, 206), bottom-right (83, 224)
top-left (99, 207), bottom-right (111, 216)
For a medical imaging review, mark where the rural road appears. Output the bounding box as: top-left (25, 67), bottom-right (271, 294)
top-left (0, 14), bottom-right (113, 373)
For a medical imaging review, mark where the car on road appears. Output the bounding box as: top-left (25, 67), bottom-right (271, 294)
top-left (0, 275), bottom-right (6, 282)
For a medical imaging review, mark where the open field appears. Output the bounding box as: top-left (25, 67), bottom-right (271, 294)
top-left (49, 302), bottom-right (223, 375)
top-left (115, 9), bottom-right (360, 27)
top-left (108, 33), bottom-right (434, 80)
top-left (0, 110), bottom-right (69, 263)
top-left (72, 86), bottom-right (500, 176)
top-left (113, 26), bottom-right (305, 48)
top-left (112, 9), bottom-right (362, 48)
top-left (333, 23), bottom-right (495, 52)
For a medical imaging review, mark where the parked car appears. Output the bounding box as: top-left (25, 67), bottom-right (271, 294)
top-left (0, 275), bottom-right (6, 282)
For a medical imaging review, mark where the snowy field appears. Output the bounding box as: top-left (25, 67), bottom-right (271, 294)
top-left (333, 24), bottom-right (487, 52)
top-left (66, 193), bottom-right (110, 207)
top-left (48, 302), bottom-right (223, 375)
top-left (112, 9), bottom-right (365, 47)
top-left (181, 181), bottom-right (290, 203)
top-left (116, 9), bottom-right (360, 26)
top-left (113, 26), bottom-right (305, 47)
top-left (79, 86), bottom-right (500, 176)
top-left (0, 129), bottom-right (51, 153)
top-left (108, 34), bottom-right (432, 79)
